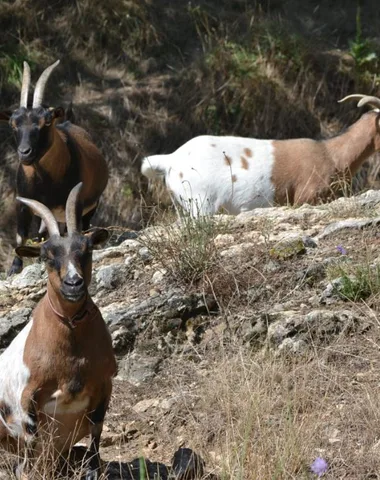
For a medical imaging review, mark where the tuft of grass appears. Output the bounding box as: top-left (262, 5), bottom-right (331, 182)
top-left (349, 4), bottom-right (378, 72)
top-left (140, 205), bottom-right (224, 286)
top-left (327, 260), bottom-right (380, 302)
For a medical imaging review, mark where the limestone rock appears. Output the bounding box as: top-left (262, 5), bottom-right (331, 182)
top-left (0, 307), bottom-right (32, 349)
top-left (266, 309), bottom-right (360, 352)
top-left (10, 263), bottom-right (46, 289)
top-left (117, 352), bottom-right (162, 385)
top-left (96, 263), bottom-right (130, 290)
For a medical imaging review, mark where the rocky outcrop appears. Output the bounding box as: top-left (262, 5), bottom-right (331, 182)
top-left (2, 190), bottom-right (380, 361)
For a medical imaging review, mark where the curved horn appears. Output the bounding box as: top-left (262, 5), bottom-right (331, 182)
top-left (16, 197), bottom-right (60, 238)
top-left (338, 94), bottom-right (380, 109)
top-left (32, 60), bottom-right (60, 108)
top-left (20, 62), bottom-right (31, 108)
top-left (65, 183), bottom-right (83, 236)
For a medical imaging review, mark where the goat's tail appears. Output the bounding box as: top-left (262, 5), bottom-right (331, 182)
top-left (141, 154), bottom-right (170, 179)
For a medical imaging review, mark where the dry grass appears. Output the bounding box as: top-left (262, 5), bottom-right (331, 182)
top-left (157, 323), bottom-right (380, 480)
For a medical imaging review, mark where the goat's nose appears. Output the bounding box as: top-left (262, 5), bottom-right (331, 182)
top-left (18, 146), bottom-right (32, 156)
top-left (64, 275), bottom-right (84, 288)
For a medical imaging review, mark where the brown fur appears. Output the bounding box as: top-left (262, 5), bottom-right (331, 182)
top-left (38, 128), bottom-right (71, 183)
top-left (241, 156), bottom-right (249, 170)
top-left (271, 112), bottom-right (380, 205)
top-left (244, 147), bottom-right (253, 158)
top-left (224, 155), bottom-right (232, 166)
top-left (66, 125), bottom-right (108, 206)
top-left (232, 174), bottom-right (237, 183)
top-left (22, 284), bottom-right (116, 454)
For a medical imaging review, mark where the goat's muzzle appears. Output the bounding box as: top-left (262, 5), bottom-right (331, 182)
top-left (18, 147), bottom-right (36, 165)
top-left (61, 274), bottom-right (85, 302)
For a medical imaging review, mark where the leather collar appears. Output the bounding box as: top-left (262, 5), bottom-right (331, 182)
top-left (46, 292), bottom-right (97, 329)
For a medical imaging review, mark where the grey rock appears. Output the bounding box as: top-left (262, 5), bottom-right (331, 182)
top-left (302, 235), bottom-right (318, 248)
top-left (152, 269), bottom-right (167, 284)
top-left (139, 246), bottom-right (153, 261)
top-left (110, 325), bottom-right (137, 354)
top-left (320, 277), bottom-right (347, 304)
top-left (0, 308), bottom-right (32, 348)
top-left (11, 263), bottom-right (46, 289)
top-left (103, 291), bottom-right (217, 330)
top-left (317, 216), bottom-right (380, 240)
top-left (96, 263), bottom-right (129, 290)
top-left (118, 352), bottom-right (162, 385)
top-left (266, 309), bottom-right (359, 352)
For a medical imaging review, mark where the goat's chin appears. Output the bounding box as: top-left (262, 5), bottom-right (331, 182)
top-left (60, 289), bottom-right (86, 303)
top-left (19, 156), bottom-right (36, 166)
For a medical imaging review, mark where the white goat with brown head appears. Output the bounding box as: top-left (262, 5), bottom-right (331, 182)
top-left (0, 183), bottom-right (116, 479)
top-left (141, 94), bottom-right (380, 216)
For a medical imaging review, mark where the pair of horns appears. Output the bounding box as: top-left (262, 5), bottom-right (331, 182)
top-left (20, 59), bottom-right (60, 109)
top-left (17, 183), bottom-right (83, 238)
top-left (338, 94), bottom-right (380, 110)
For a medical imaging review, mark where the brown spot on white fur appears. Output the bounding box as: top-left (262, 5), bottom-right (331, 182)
top-left (224, 155), bottom-right (232, 166)
top-left (211, 143), bottom-right (216, 147)
top-left (232, 174), bottom-right (237, 183)
top-left (244, 147), bottom-right (253, 158)
top-left (241, 156), bottom-right (249, 170)
top-left (179, 172), bottom-right (184, 179)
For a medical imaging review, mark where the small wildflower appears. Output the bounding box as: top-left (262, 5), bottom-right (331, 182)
top-left (336, 245), bottom-right (347, 255)
top-left (311, 457), bottom-right (328, 477)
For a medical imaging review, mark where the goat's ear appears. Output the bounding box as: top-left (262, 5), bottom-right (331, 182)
top-left (87, 228), bottom-right (109, 246)
top-left (50, 107), bottom-right (65, 120)
top-left (0, 111), bottom-right (11, 122)
top-left (15, 244), bottom-right (41, 258)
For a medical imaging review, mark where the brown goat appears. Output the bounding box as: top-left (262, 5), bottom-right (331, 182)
top-left (0, 183), bottom-right (116, 479)
top-left (1, 60), bottom-right (108, 275)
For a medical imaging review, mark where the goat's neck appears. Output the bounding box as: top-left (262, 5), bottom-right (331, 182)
top-left (46, 281), bottom-right (88, 323)
top-left (39, 128), bottom-right (70, 181)
top-left (325, 114), bottom-right (377, 174)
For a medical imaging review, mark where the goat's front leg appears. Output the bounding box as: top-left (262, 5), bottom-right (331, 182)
top-left (14, 390), bottom-right (39, 479)
top-left (8, 203), bottom-right (33, 275)
top-left (84, 398), bottom-right (109, 480)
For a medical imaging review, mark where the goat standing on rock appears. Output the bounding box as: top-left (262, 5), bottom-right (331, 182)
top-left (1, 60), bottom-right (108, 275)
top-left (0, 183), bottom-right (116, 479)
top-left (142, 94), bottom-right (380, 216)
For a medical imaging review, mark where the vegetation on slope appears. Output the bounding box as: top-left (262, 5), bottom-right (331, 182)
top-left (0, 0), bottom-right (379, 266)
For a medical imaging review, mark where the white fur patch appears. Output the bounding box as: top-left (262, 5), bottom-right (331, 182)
top-left (143, 135), bottom-right (276, 215)
top-left (42, 391), bottom-right (90, 416)
top-left (0, 320), bottom-right (33, 438)
top-left (67, 261), bottom-right (80, 278)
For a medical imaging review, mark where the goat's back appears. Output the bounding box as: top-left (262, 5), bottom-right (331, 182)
top-left (156, 135), bottom-right (276, 214)
top-left (58, 123), bottom-right (108, 206)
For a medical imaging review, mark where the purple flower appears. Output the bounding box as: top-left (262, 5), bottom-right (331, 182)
top-left (311, 457), bottom-right (328, 477)
top-left (336, 245), bottom-right (347, 255)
